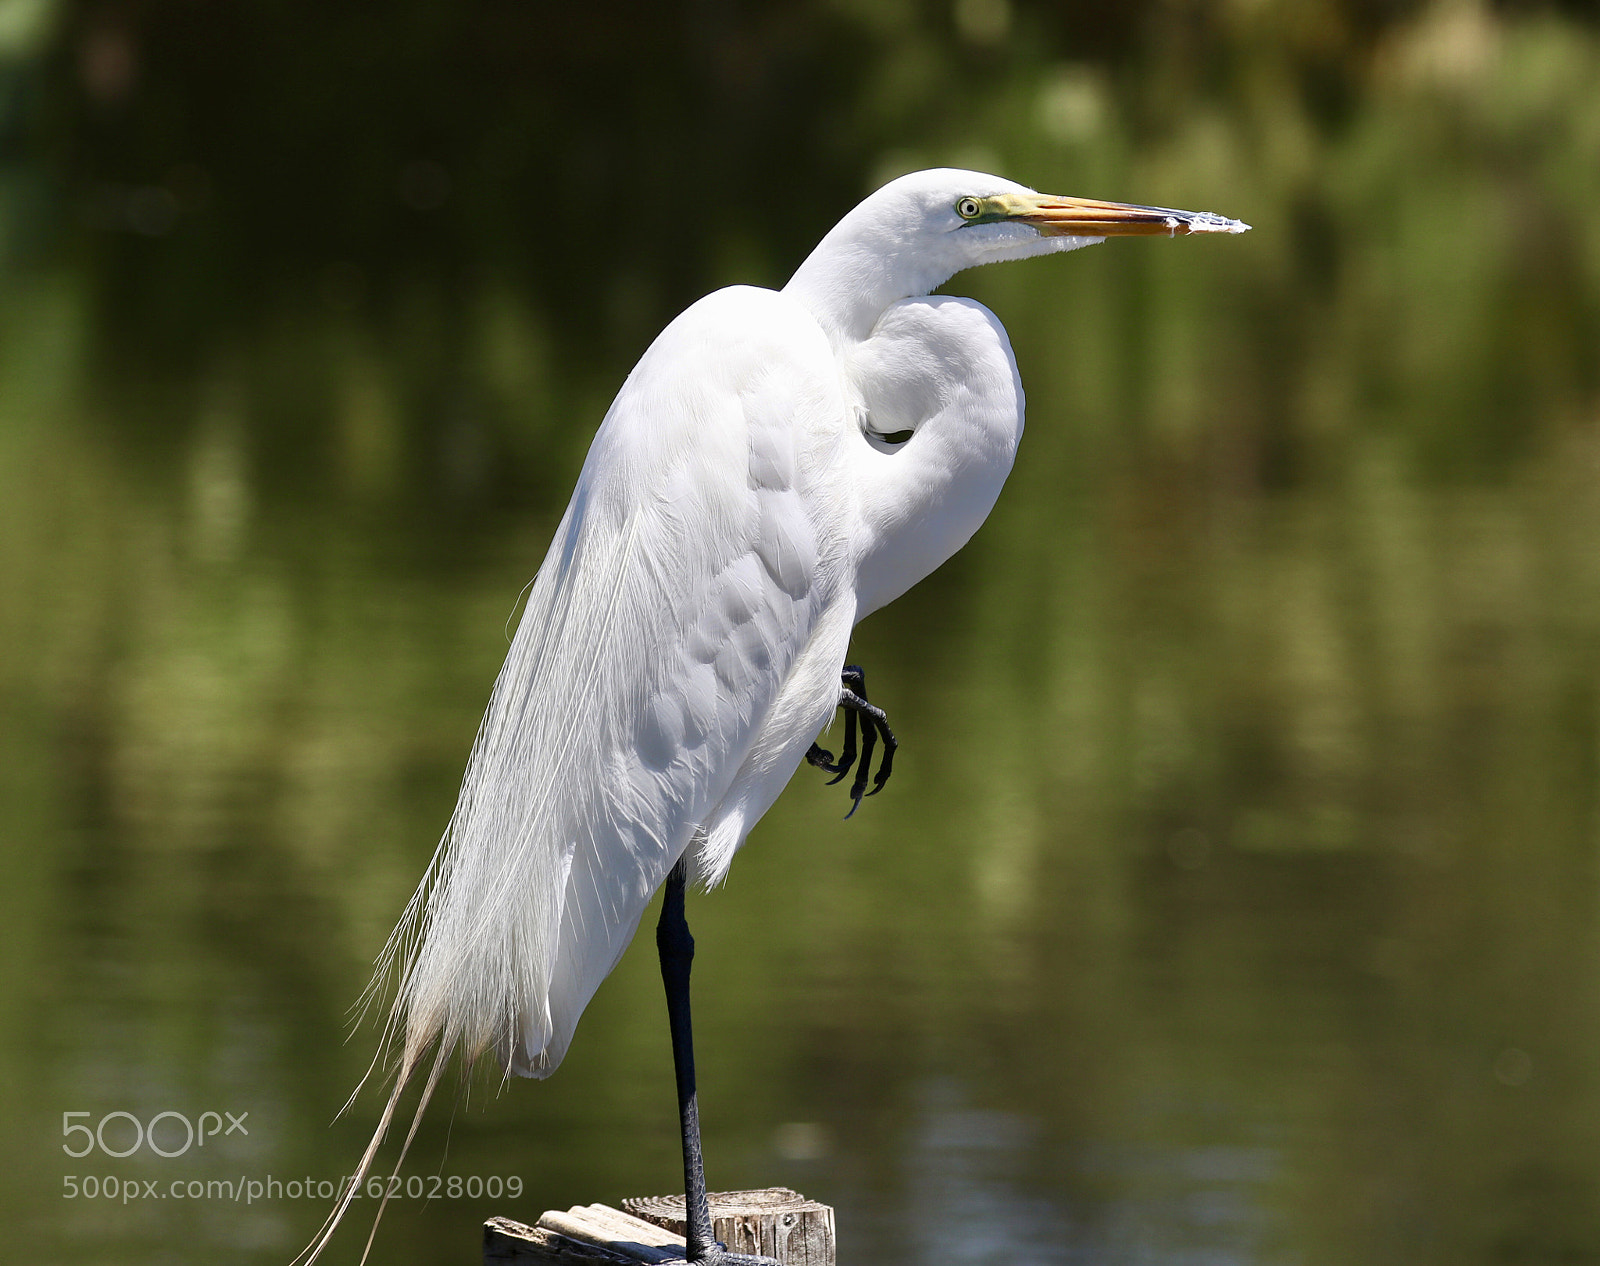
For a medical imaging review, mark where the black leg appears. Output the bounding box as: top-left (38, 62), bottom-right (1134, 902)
top-left (656, 861), bottom-right (780, 1266)
top-left (805, 663), bottom-right (898, 817)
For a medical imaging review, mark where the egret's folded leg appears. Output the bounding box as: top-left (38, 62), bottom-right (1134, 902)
top-left (839, 666), bottom-right (896, 814)
top-left (840, 695), bottom-right (894, 815)
top-left (805, 663), bottom-right (898, 816)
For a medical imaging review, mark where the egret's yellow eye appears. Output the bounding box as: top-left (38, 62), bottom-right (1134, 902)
top-left (955, 196), bottom-right (984, 220)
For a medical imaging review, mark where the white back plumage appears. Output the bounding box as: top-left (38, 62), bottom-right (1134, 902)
top-left (395, 285), bottom-right (850, 1080)
top-left (301, 168), bottom-right (1107, 1264)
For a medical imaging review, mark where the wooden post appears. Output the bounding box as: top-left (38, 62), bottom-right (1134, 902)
top-left (485, 1188), bottom-right (835, 1266)
top-left (624, 1189), bottom-right (833, 1265)
top-left (485, 1205), bottom-right (685, 1264)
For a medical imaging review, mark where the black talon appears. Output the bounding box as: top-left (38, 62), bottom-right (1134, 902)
top-left (811, 663), bottom-right (898, 816)
top-left (848, 711), bottom-right (876, 812)
top-left (826, 707), bottom-right (859, 785)
top-left (869, 726), bottom-right (895, 794)
top-left (805, 715), bottom-right (854, 777)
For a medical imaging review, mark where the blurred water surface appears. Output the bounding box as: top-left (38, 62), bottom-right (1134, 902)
top-left (5, 2), bottom-right (1600, 1264)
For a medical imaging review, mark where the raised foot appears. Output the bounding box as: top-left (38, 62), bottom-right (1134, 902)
top-left (805, 663), bottom-right (897, 817)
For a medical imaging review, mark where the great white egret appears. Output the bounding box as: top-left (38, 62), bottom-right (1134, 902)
top-left (303, 168), bottom-right (1247, 1264)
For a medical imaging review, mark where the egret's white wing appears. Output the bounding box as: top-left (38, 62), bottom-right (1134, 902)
top-left (387, 285), bottom-right (849, 1079)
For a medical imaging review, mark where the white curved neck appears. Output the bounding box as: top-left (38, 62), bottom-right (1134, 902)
top-left (783, 217), bottom-right (961, 344)
top-left (783, 202), bottom-right (1080, 345)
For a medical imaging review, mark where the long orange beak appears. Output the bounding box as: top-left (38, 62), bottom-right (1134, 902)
top-left (1001, 192), bottom-right (1249, 237)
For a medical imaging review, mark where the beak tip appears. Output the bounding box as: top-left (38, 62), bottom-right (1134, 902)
top-left (1188, 212), bottom-right (1251, 235)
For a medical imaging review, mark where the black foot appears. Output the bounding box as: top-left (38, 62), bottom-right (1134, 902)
top-left (805, 663), bottom-right (897, 817)
top-left (685, 1250), bottom-right (782, 1266)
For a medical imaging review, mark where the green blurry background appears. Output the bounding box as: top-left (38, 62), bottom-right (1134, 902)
top-left (5, 0), bottom-right (1600, 1262)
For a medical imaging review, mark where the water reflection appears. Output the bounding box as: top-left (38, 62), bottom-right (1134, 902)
top-left (906, 1085), bottom-right (1076, 1266)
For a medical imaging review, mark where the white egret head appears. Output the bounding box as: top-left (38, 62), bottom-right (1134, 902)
top-left (785, 167), bottom-right (1249, 340)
